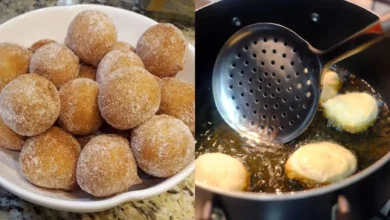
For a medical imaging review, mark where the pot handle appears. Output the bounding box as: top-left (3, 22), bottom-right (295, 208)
top-left (209, 205), bottom-right (228, 220)
top-left (195, 188), bottom-right (228, 220)
top-left (320, 12), bottom-right (390, 65)
top-left (331, 195), bottom-right (350, 220)
top-left (196, 199), bottom-right (228, 220)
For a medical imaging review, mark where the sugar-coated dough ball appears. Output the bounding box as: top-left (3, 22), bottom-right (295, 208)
top-left (131, 115), bottom-right (194, 177)
top-left (96, 49), bottom-right (144, 83)
top-left (77, 134), bottom-right (141, 197)
top-left (98, 67), bottom-right (161, 129)
top-left (78, 64), bottom-right (96, 81)
top-left (137, 23), bottom-right (187, 77)
top-left (159, 78), bottom-right (194, 133)
top-left (0, 116), bottom-right (25, 150)
top-left (20, 127), bottom-right (81, 190)
top-left (58, 78), bottom-right (103, 135)
top-left (195, 153), bottom-right (249, 191)
top-left (29, 43), bottom-right (79, 89)
top-left (112, 41), bottom-right (135, 52)
top-left (320, 71), bottom-right (342, 104)
top-left (323, 92), bottom-right (378, 133)
top-left (29, 39), bottom-right (57, 52)
top-left (285, 142), bottom-right (357, 188)
top-left (0, 74), bottom-right (60, 136)
top-left (0, 43), bottom-right (32, 91)
top-left (66, 10), bottom-right (117, 67)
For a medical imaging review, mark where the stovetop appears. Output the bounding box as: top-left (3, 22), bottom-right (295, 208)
top-left (348, 0), bottom-right (390, 14)
top-left (372, 200), bottom-right (390, 220)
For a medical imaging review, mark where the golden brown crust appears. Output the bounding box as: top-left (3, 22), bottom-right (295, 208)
top-left (0, 74), bottom-right (60, 136)
top-left (98, 67), bottom-right (161, 129)
top-left (131, 115), bottom-right (194, 177)
top-left (66, 10), bottom-right (117, 67)
top-left (58, 78), bottom-right (103, 135)
top-left (78, 64), bottom-right (96, 81)
top-left (0, 43), bottom-right (32, 91)
top-left (29, 39), bottom-right (57, 52)
top-left (0, 116), bottom-right (25, 150)
top-left (29, 43), bottom-right (79, 89)
top-left (136, 23), bottom-right (187, 77)
top-left (159, 78), bottom-right (194, 133)
top-left (76, 134), bottom-right (141, 197)
top-left (96, 49), bottom-right (144, 84)
top-left (284, 164), bottom-right (326, 188)
top-left (20, 127), bottom-right (81, 190)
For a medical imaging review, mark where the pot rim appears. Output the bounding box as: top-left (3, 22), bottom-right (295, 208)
top-left (195, 0), bottom-right (387, 200)
top-left (197, 150), bottom-right (390, 200)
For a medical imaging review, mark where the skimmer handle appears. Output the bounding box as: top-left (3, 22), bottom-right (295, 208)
top-left (320, 11), bottom-right (390, 66)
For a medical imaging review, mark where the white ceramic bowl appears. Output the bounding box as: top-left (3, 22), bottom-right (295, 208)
top-left (0, 4), bottom-right (195, 213)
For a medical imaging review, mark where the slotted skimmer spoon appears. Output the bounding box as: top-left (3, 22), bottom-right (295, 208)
top-left (213, 12), bottom-right (390, 144)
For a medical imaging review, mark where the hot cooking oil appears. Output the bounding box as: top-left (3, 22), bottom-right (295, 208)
top-left (196, 67), bottom-right (390, 194)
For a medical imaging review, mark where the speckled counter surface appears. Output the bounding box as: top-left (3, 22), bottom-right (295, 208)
top-left (0, 174), bottom-right (194, 220)
top-left (0, 0), bottom-right (194, 219)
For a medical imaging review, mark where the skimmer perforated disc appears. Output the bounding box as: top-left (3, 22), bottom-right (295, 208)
top-left (212, 23), bottom-right (321, 143)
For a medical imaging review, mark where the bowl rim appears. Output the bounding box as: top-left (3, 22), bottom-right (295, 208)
top-left (0, 4), bottom-right (195, 213)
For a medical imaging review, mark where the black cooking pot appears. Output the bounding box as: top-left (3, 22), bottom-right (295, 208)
top-left (195, 0), bottom-right (390, 219)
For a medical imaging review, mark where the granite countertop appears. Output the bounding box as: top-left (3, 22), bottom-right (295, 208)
top-left (0, 1), bottom-right (194, 219)
top-left (0, 175), bottom-right (194, 220)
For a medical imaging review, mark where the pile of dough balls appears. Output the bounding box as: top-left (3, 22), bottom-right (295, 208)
top-left (0, 10), bottom-right (194, 198)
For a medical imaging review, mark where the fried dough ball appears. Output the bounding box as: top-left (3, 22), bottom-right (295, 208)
top-left (112, 41), bottom-right (135, 52)
top-left (29, 43), bottom-right (79, 89)
top-left (0, 43), bottom-right (32, 91)
top-left (20, 127), bottom-right (81, 190)
top-left (0, 74), bottom-right (60, 136)
top-left (29, 39), bottom-right (57, 52)
top-left (58, 78), bottom-right (103, 135)
top-left (323, 92), bottom-right (378, 133)
top-left (0, 116), bottom-right (25, 150)
top-left (159, 78), bottom-right (194, 133)
top-left (96, 49), bottom-right (144, 83)
top-left (195, 153), bottom-right (249, 191)
top-left (98, 67), bottom-right (160, 129)
top-left (320, 71), bottom-right (342, 104)
top-left (77, 134), bottom-right (141, 197)
top-left (285, 142), bottom-right (357, 188)
top-left (137, 23), bottom-right (187, 77)
top-left (78, 64), bottom-right (96, 81)
top-left (66, 10), bottom-right (117, 67)
top-left (131, 115), bottom-right (194, 177)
